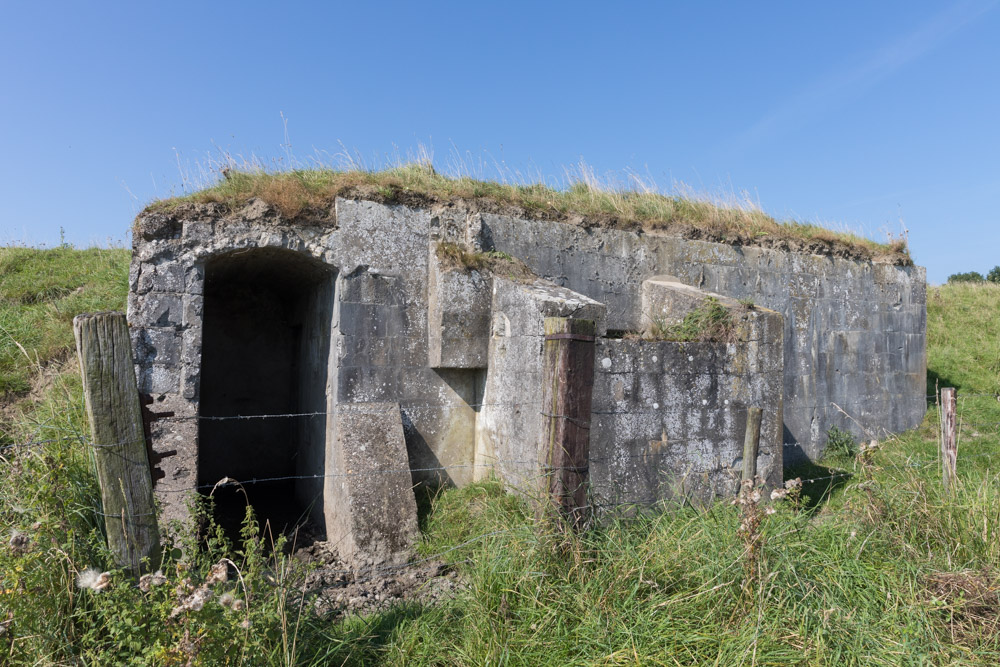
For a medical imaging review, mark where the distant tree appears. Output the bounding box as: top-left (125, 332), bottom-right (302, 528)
top-left (948, 271), bottom-right (986, 283)
top-left (988, 266), bottom-right (1000, 284)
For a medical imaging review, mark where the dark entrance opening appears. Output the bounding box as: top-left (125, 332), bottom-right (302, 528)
top-left (199, 248), bottom-right (335, 543)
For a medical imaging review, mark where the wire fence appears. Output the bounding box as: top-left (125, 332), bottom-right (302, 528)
top-left (7, 388), bottom-right (998, 483)
top-left (5, 387), bottom-right (999, 581)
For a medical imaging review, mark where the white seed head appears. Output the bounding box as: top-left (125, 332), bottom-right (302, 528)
top-left (139, 570), bottom-right (167, 592)
top-left (187, 586), bottom-right (211, 611)
top-left (77, 568), bottom-right (111, 592)
top-left (170, 585), bottom-right (213, 618)
top-left (206, 561), bottom-right (228, 585)
top-left (770, 489), bottom-right (787, 501)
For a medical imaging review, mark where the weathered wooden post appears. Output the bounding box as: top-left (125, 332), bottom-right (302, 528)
top-left (940, 387), bottom-right (957, 492)
top-left (74, 312), bottom-right (161, 574)
top-left (742, 406), bottom-right (763, 484)
top-left (540, 317), bottom-right (596, 528)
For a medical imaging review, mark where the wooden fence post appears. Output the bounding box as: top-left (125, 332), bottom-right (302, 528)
top-left (940, 387), bottom-right (957, 492)
top-left (742, 406), bottom-right (763, 484)
top-left (540, 317), bottom-right (596, 528)
top-left (74, 312), bottom-right (161, 574)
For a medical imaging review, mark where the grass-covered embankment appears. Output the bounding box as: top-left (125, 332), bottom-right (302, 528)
top-left (2, 247), bottom-right (1000, 664)
top-left (0, 246), bottom-right (129, 397)
top-left (148, 163), bottom-right (910, 265)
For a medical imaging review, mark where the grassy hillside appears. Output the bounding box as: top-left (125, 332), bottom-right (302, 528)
top-left (0, 246), bottom-right (129, 397)
top-left (2, 248), bottom-right (1000, 665)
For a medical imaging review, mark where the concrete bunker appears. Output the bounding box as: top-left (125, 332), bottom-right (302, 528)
top-left (128, 195), bottom-right (927, 567)
top-left (198, 247), bottom-right (335, 536)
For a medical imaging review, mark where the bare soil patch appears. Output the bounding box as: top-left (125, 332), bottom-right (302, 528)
top-left (294, 540), bottom-right (465, 618)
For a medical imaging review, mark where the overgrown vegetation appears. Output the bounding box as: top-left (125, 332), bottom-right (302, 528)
top-left (5, 249), bottom-right (1000, 664)
top-left (148, 163), bottom-right (911, 265)
top-left (434, 242), bottom-right (535, 282)
top-left (647, 296), bottom-right (738, 342)
top-left (825, 425), bottom-right (858, 458)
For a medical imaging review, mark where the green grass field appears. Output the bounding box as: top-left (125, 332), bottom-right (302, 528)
top-left (2, 247), bottom-right (999, 665)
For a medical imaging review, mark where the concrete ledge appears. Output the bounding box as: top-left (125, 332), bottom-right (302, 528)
top-left (326, 402), bottom-right (418, 568)
top-left (640, 275), bottom-right (743, 335)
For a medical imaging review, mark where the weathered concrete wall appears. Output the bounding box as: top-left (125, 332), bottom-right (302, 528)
top-left (590, 303), bottom-right (784, 507)
top-left (296, 276), bottom-right (335, 527)
top-left (129, 204), bottom-right (339, 526)
top-left (129, 195), bottom-right (926, 562)
top-left (480, 214), bottom-right (926, 460)
top-left (641, 276), bottom-right (724, 331)
top-left (427, 255), bottom-right (491, 369)
top-left (330, 200), bottom-right (481, 488)
top-left (129, 199), bottom-right (488, 537)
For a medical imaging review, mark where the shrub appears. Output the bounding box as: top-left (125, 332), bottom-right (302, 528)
top-left (988, 266), bottom-right (1000, 284)
top-left (947, 271), bottom-right (986, 284)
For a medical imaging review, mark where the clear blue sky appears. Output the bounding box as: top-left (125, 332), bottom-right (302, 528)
top-left (2, 0), bottom-right (998, 284)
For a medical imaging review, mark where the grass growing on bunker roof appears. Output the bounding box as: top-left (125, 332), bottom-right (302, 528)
top-left (146, 163), bottom-right (910, 264)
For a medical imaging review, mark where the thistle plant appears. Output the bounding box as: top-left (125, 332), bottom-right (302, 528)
top-left (733, 478), bottom-right (766, 597)
top-left (769, 477), bottom-right (803, 512)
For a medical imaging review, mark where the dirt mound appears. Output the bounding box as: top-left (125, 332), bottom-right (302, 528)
top-left (294, 540), bottom-right (465, 618)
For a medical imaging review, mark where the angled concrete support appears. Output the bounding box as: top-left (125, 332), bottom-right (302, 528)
top-left (326, 402), bottom-right (418, 568)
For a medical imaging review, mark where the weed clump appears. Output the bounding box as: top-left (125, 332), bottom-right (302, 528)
top-left (826, 425), bottom-right (858, 458)
top-left (435, 242), bottom-right (536, 282)
top-left (647, 297), bottom-right (736, 342)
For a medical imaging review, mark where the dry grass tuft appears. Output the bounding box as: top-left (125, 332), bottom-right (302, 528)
top-left (924, 570), bottom-right (1000, 647)
top-left (435, 242), bottom-right (536, 282)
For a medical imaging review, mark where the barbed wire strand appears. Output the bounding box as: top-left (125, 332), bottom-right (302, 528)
top-left (0, 436), bottom-right (85, 454)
